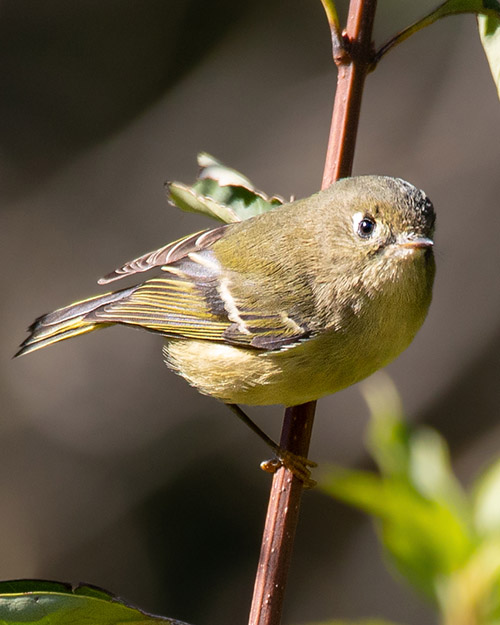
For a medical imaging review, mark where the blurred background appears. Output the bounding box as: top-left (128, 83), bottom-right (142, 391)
top-left (2, 1), bottom-right (500, 623)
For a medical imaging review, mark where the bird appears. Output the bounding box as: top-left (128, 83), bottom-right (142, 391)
top-left (17, 175), bottom-right (435, 406)
top-left (16, 175), bottom-right (435, 483)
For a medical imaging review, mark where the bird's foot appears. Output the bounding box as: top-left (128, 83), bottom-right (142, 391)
top-left (260, 450), bottom-right (317, 489)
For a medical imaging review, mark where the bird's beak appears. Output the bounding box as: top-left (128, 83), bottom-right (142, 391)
top-left (399, 236), bottom-right (434, 250)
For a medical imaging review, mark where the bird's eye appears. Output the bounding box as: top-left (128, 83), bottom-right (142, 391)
top-left (357, 216), bottom-right (376, 239)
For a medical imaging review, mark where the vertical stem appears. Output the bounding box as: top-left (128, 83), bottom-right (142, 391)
top-left (248, 402), bottom-right (316, 625)
top-left (248, 2), bottom-right (377, 625)
top-left (323, 0), bottom-right (377, 186)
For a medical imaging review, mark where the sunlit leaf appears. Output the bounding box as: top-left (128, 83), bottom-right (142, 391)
top-left (435, 0), bottom-right (500, 16)
top-left (302, 620), bottom-right (402, 625)
top-left (166, 153), bottom-right (284, 224)
top-left (362, 374), bottom-right (468, 517)
top-left (197, 152), bottom-right (255, 187)
top-left (191, 176), bottom-right (284, 220)
top-left (479, 13), bottom-right (500, 99)
top-left (477, 539), bottom-right (500, 621)
top-left (167, 181), bottom-right (241, 223)
top-left (415, 0), bottom-right (500, 25)
top-left (321, 468), bottom-right (474, 598)
top-left (437, 536), bottom-right (500, 622)
top-left (362, 373), bottom-right (411, 480)
top-left (473, 458), bottom-right (500, 535)
top-left (0, 580), bottom-right (188, 625)
top-left (409, 427), bottom-right (468, 517)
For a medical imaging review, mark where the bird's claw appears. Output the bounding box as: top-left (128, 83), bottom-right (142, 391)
top-left (260, 449), bottom-right (317, 489)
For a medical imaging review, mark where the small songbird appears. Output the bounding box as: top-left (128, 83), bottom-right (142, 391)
top-left (16, 176), bottom-right (435, 408)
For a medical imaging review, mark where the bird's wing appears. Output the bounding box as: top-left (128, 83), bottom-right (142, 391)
top-left (98, 226), bottom-right (229, 284)
top-left (93, 247), bottom-right (312, 352)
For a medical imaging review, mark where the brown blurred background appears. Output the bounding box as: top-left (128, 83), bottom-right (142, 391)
top-left (2, 1), bottom-right (500, 623)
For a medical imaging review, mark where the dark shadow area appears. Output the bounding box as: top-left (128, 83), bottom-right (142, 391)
top-left (0, 0), bottom-right (250, 199)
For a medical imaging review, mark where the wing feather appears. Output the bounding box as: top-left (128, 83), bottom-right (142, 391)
top-left (98, 226), bottom-right (229, 284)
top-left (93, 250), bottom-right (312, 350)
top-left (84, 219), bottom-right (313, 350)
top-left (20, 215), bottom-right (315, 355)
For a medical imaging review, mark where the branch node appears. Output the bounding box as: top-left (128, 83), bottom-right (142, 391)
top-left (333, 31), bottom-right (351, 65)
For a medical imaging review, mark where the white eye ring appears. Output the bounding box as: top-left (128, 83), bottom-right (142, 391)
top-left (353, 212), bottom-right (377, 239)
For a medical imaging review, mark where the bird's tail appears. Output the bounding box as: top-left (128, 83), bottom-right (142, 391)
top-left (16, 286), bottom-right (138, 357)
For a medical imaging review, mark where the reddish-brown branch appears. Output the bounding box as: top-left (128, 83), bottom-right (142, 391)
top-left (248, 2), bottom-right (378, 625)
top-left (248, 402), bottom-right (316, 625)
top-left (323, 0), bottom-right (377, 186)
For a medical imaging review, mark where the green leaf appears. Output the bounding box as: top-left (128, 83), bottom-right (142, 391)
top-left (409, 427), bottom-right (468, 516)
top-left (479, 13), bottom-right (500, 99)
top-left (436, 536), bottom-right (500, 622)
top-left (302, 620), bottom-right (403, 625)
top-left (321, 469), bottom-right (473, 598)
top-left (166, 153), bottom-right (284, 224)
top-left (473, 458), bottom-right (500, 535)
top-left (0, 580), bottom-right (188, 625)
top-left (319, 0), bottom-right (342, 51)
top-left (418, 0), bottom-right (500, 22)
top-left (362, 373), bottom-right (411, 480)
top-left (196, 152), bottom-right (255, 188)
top-left (318, 0), bottom-right (341, 35)
top-left (362, 374), bottom-right (468, 516)
top-left (167, 181), bottom-right (241, 223)
top-left (435, 0), bottom-right (500, 16)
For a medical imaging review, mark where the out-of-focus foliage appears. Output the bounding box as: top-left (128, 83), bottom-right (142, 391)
top-left (303, 620), bottom-right (400, 625)
top-left (479, 13), bottom-right (500, 97)
top-left (0, 580), bottom-right (188, 625)
top-left (167, 153), bottom-right (284, 223)
top-left (321, 373), bottom-right (500, 625)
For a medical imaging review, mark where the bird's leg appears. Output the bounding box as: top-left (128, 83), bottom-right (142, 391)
top-left (226, 403), bottom-right (317, 488)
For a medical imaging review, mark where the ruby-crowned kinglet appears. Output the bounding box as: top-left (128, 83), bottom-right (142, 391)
top-left (17, 175), bottom-right (435, 407)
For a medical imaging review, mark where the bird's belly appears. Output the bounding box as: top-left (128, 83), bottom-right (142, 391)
top-left (163, 313), bottom-right (418, 406)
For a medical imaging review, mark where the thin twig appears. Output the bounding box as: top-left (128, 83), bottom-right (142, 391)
top-left (248, 401), bottom-right (316, 625)
top-left (323, 0), bottom-right (378, 187)
top-left (372, 1), bottom-right (500, 67)
top-left (373, 2), bottom-right (448, 67)
top-left (319, 0), bottom-right (344, 60)
top-left (247, 2), bottom-right (378, 625)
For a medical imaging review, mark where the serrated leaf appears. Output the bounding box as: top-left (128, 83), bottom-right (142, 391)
top-left (479, 13), bottom-right (500, 99)
top-left (0, 580), bottom-right (188, 625)
top-left (321, 468), bottom-right (473, 598)
top-left (166, 153), bottom-right (284, 224)
top-left (190, 176), bottom-right (283, 220)
top-left (197, 152), bottom-right (255, 188)
top-left (473, 458), bottom-right (500, 535)
top-left (167, 181), bottom-right (240, 223)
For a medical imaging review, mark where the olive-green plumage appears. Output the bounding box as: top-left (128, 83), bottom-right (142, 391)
top-left (17, 175), bottom-right (436, 406)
